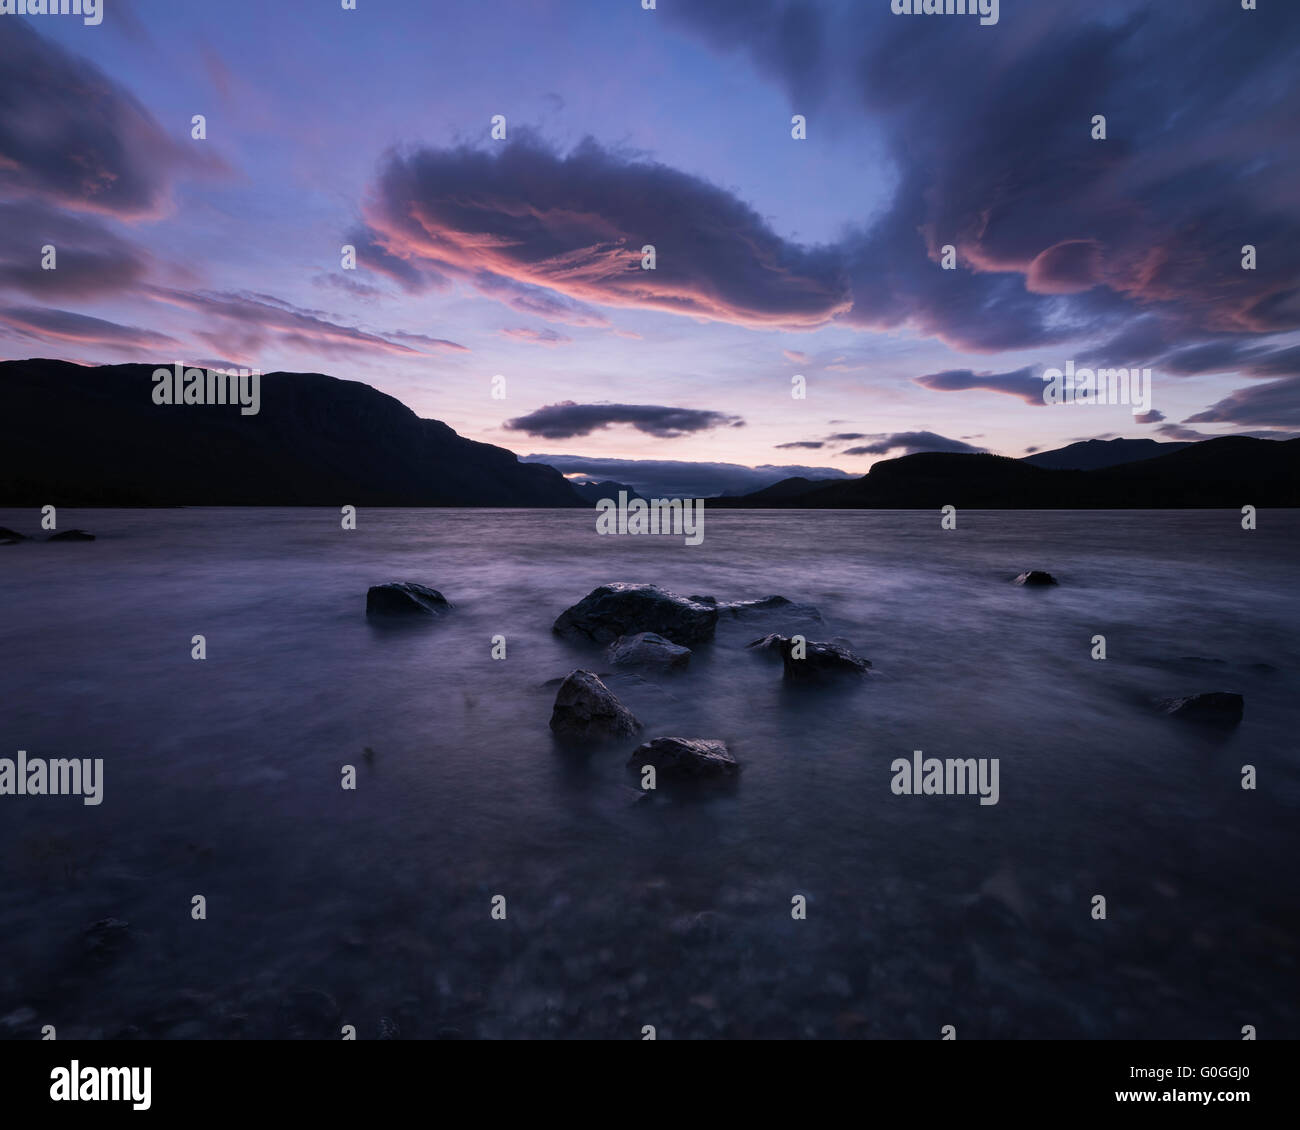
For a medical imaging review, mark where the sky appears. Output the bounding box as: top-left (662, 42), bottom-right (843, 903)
top-left (1, 0), bottom-right (1298, 496)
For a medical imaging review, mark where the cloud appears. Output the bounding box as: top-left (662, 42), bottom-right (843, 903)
top-left (501, 326), bottom-right (572, 346)
top-left (0, 201), bottom-right (153, 298)
top-left (146, 287), bottom-right (459, 359)
top-left (1134, 409), bottom-right (1165, 424)
top-left (1184, 375), bottom-right (1300, 428)
top-left (504, 401), bottom-right (744, 440)
top-left (0, 305), bottom-right (178, 352)
top-left (360, 134), bottom-right (850, 329)
top-left (522, 453), bottom-right (852, 498)
top-left (840, 431), bottom-right (987, 457)
top-left (775, 440), bottom-right (824, 449)
top-left (913, 366), bottom-right (1043, 405)
top-left (670, 0), bottom-right (1300, 351)
top-left (0, 20), bottom-right (222, 218)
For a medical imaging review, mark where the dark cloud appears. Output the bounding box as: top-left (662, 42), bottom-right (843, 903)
top-left (1184, 376), bottom-right (1300, 428)
top-left (0, 305), bottom-right (178, 352)
top-left (522, 454), bottom-right (852, 499)
top-left (670, 0), bottom-right (1300, 352)
top-left (360, 134), bottom-right (849, 329)
top-left (0, 20), bottom-right (222, 218)
top-left (1134, 409), bottom-right (1165, 424)
top-left (504, 401), bottom-right (744, 440)
top-left (826, 432), bottom-right (866, 440)
top-left (913, 366), bottom-right (1043, 405)
top-left (0, 201), bottom-right (152, 298)
top-left (775, 440), bottom-right (824, 450)
top-left (840, 431), bottom-right (987, 457)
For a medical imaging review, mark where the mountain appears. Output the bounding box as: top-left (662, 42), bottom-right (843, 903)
top-left (1022, 437), bottom-right (1193, 470)
top-left (0, 359), bottom-right (584, 507)
top-left (714, 437), bottom-right (1300, 508)
top-left (569, 480), bottom-right (643, 503)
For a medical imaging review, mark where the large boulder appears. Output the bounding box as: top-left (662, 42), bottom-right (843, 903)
top-left (47, 529), bottom-right (95, 541)
top-left (553, 584), bottom-right (718, 647)
top-left (549, 670), bottom-right (642, 741)
top-left (366, 582), bottom-right (451, 617)
top-left (1155, 692), bottom-right (1244, 727)
top-left (1012, 570), bottom-right (1057, 586)
top-left (628, 737), bottom-right (737, 779)
top-left (607, 632), bottom-right (691, 671)
top-left (747, 633), bottom-right (871, 682)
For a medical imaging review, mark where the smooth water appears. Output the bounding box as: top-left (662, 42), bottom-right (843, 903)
top-left (1, 508), bottom-right (1296, 1039)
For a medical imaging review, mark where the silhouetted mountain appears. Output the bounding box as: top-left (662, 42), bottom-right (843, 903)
top-left (714, 437), bottom-right (1300, 508)
top-left (569, 480), bottom-right (643, 503)
top-left (1023, 437), bottom-right (1192, 470)
top-left (728, 476), bottom-right (844, 503)
top-left (0, 360), bottom-right (584, 507)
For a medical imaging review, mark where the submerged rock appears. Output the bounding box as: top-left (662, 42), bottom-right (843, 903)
top-left (366, 582), bottom-right (451, 617)
top-left (1155, 692), bottom-right (1244, 726)
top-left (690, 594), bottom-right (822, 620)
top-left (628, 737), bottom-right (737, 779)
top-left (1012, 570), bottom-right (1057, 586)
top-left (747, 633), bottom-right (871, 682)
top-left (550, 670), bottom-right (642, 741)
top-left (553, 584), bottom-right (718, 647)
top-left (607, 632), bottom-right (691, 671)
top-left (47, 529), bottom-right (95, 542)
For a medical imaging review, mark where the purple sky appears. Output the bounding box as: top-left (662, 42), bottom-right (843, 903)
top-left (2, 0), bottom-right (1298, 489)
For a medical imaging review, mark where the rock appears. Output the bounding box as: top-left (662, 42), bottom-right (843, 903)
top-left (549, 670), bottom-right (642, 741)
top-left (691, 594), bottom-right (822, 620)
top-left (553, 584), bottom-right (718, 647)
top-left (84, 918), bottom-right (130, 958)
top-left (366, 581), bottom-right (451, 617)
top-left (47, 529), bottom-right (95, 541)
top-left (1012, 570), bottom-right (1057, 586)
top-left (1154, 692), bottom-right (1244, 726)
top-left (746, 633), bottom-right (871, 682)
top-left (607, 632), bottom-right (691, 671)
top-left (629, 737), bottom-right (738, 779)
top-left (0, 526), bottom-right (28, 541)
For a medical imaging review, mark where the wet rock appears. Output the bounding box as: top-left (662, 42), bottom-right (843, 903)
top-left (1154, 692), bottom-right (1244, 726)
top-left (47, 529), bottom-right (95, 542)
top-left (629, 737), bottom-right (738, 778)
top-left (366, 581), bottom-right (451, 617)
top-left (549, 670), bottom-right (642, 741)
top-left (607, 632), bottom-right (691, 671)
top-left (554, 584), bottom-right (717, 647)
top-left (84, 918), bottom-right (130, 958)
top-left (691, 595), bottom-right (821, 621)
top-left (747, 633), bottom-right (871, 682)
top-left (1012, 570), bottom-right (1057, 586)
